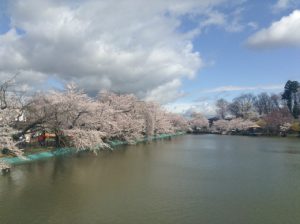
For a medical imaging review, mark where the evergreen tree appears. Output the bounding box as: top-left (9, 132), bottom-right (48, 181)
top-left (282, 80), bottom-right (299, 118)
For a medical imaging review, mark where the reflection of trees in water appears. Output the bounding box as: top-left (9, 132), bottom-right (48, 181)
top-left (1, 170), bottom-right (13, 186)
top-left (262, 148), bottom-right (300, 155)
top-left (51, 157), bottom-right (68, 181)
top-left (0, 167), bottom-right (28, 197)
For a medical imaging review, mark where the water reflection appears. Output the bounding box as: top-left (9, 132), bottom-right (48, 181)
top-left (1, 135), bottom-right (300, 224)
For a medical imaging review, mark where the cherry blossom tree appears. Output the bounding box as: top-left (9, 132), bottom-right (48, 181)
top-left (96, 93), bottom-right (177, 141)
top-left (1, 80), bottom-right (187, 155)
top-left (0, 108), bottom-right (22, 154)
top-left (168, 113), bottom-right (189, 132)
top-left (148, 102), bottom-right (175, 135)
top-left (64, 129), bottom-right (110, 152)
top-left (213, 118), bottom-right (257, 133)
top-left (263, 108), bottom-right (294, 134)
top-left (189, 112), bottom-right (209, 132)
top-left (22, 84), bottom-right (110, 151)
top-left (97, 91), bottom-right (146, 142)
top-left (212, 119), bottom-right (230, 132)
top-left (0, 76), bottom-right (24, 157)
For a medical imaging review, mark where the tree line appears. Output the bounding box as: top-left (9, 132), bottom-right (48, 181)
top-left (1, 78), bottom-right (299, 160)
top-left (214, 80), bottom-right (300, 134)
top-left (0, 80), bottom-right (194, 157)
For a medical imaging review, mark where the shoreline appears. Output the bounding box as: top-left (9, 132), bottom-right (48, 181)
top-left (0, 132), bottom-right (185, 171)
top-left (189, 131), bottom-right (300, 138)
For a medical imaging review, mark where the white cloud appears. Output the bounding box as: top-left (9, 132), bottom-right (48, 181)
top-left (224, 8), bottom-right (245, 32)
top-left (202, 10), bottom-right (227, 27)
top-left (185, 7), bottom-right (249, 38)
top-left (247, 10), bottom-right (300, 48)
top-left (0, 29), bottom-right (28, 70)
top-left (145, 79), bottom-right (186, 104)
top-left (1, 0), bottom-right (241, 103)
top-left (247, 22), bottom-right (258, 30)
top-left (165, 101), bottom-right (216, 117)
top-left (202, 84), bottom-right (284, 93)
top-left (273, 0), bottom-right (296, 11)
top-left (164, 83), bottom-right (284, 116)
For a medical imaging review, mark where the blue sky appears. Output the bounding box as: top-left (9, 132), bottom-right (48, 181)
top-left (0, 0), bottom-right (300, 115)
top-left (167, 0), bottom-right (300, 114)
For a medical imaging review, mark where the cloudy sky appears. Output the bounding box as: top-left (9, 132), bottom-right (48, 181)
top-left (0, 0), bottom-right (300, 116)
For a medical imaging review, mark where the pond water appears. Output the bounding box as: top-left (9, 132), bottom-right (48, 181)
top-left (1, 135), bottom-right (300, 224)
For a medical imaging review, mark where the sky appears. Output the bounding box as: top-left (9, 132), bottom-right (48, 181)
top-left (0, 0), bottom-right (300, 116)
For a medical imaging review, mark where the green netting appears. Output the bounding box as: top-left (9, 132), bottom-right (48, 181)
top-left (108, 140), bottom-right (128, 147)
top-left (0, 132), bottom-right (185, 166)
top-left (0, 148), bottom-right (76, 165)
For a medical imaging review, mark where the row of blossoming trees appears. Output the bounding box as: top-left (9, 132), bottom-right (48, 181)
top-left (1, 81), bottom-right (195, 156)
top-left (213, 80), bottom-right (300, 135)
top-left (1, 77), bottom-right (299, 161)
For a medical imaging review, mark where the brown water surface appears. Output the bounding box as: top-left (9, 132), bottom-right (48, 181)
top-left (1, 135), bottom-right (300, 224)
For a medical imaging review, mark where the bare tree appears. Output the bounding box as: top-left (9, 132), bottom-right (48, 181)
top-left (254, 92), bottom-right (286, 116)
top-left (270, 94), bottom-right (283, 110)
top-left (216, 98), bottom-right (229, 119)
top-left (228, 94), bottom-right (256, 119)
top-left (254, 93), bottom-right (273, 115)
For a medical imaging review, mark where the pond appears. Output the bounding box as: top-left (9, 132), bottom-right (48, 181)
top-left (1, 135), bottom-right (300, 224)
